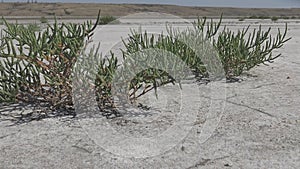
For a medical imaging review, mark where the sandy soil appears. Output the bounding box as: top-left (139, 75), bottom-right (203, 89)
top-left (0, 3), bottom-right (300, 18)
top-left (0, 18), bottom-right (300, 168)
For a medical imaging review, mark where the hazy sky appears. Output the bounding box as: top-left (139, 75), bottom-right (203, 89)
top-left (2, 0), bottom-right (300, 8)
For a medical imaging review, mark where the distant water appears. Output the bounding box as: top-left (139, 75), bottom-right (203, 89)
top-left (2, 0), bottom-right (300, 8)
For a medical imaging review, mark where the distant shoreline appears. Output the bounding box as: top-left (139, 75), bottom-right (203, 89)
top-left (0, 3), bottom-right (300, 18)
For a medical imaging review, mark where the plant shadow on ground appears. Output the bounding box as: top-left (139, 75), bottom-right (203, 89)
top-left (0, 103), bottom-right (76, 125)
top-left (0, 100), bottom-right (157, 125)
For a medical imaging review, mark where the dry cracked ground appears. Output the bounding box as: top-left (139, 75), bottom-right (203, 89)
top-left (0, 19), bottom-right (299, 168)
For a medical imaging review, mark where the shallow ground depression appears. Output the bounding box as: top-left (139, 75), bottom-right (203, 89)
top-left (0, 19), bottom-right (300, 168)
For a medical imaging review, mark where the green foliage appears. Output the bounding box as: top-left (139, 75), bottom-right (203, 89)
top-left (122, 16), bottom-right (291, 79)
top-left (121, 32), bottom-right (187, 99)
top-left (64, 9), bottom-right (72, 15)
top-left (0, 13), bottom-right (291, 118)
top-left (214, 24), bottom-right (290, 77)
top-left (121, 45), bottom-right (172, 102)
top-left (27, 23), bottom-right (41, 32)
top-left (118, 28), bottom-right (206, 102)
top-left (258, 16), bottom-right (270, 19)
top-left (121, 28), bottom-right (210, 81)
top-left (95, 50), bottom-right (119, 110)
top-left (271, 16), bottom-right (279, 22)
top-left (238, 18), bottom-right (245, 21)
top-left (72, 44), bottom-right (119, 113)
top-left (246, 15), bottom-right (298, 20)
top-left (94, 16), bottom-right (291, 110)
top-left (89, 16), bottom-right (221, 110)
top-left (74, 28), bottom-right (195, 114)
top-left (0, 14), bottom-right (100, 107)
top-left (40, 16), bottom-right (48, 24)
top-left (99, 15), bottom-right (119, 25)
top-left (83, 34), bottom-right (188, 112)
top-left (249, 15), bottom-right (258, 19)
top-left (281, 16), bottom-right (290, 20)
top-left (248, 15), bottom-right (270, 20)
top-left (196, 17), bottom-right (290, 78)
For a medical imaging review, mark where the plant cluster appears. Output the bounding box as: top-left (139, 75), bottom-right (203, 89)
top-left (78, 16), bottom-right (290, 115)
top-left (119, 16), bottom-right (291, 79)
top-left (0, 15), bottom-right (99, 110)
top-left (40, 16), bottom-right (48, 24)
top-left (213, 23), bottom-right (290, 77)
top-left (98, 15), bottom-right (119, 25)
top-left (0, 14), bottom-right (291, 119)
top-left (239, 15), bottom-right (300, 21)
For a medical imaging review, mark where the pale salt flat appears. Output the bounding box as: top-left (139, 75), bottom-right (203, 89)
top-left (0, 18), bottom-right (299, 168)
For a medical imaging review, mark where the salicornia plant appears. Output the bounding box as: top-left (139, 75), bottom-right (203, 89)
top-left (0, 13), bottom-right (99, 109)
top-left (196, 16), bottom-right (291, 78)
top-left (0, 14), bottom-right (291, 120)
top-left (72, 15), bottom-right (292, 117)
top-left (123, 16), bottom-right (291, 80)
